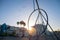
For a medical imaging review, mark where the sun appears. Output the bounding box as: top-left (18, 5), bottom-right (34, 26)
top-left (28, 27), bottom-right (36, 36)
top-left (24, 24), bottom-right (36, 36)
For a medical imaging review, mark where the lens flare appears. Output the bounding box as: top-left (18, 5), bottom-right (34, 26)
top-left (28, 27), bottom-right (36, 36)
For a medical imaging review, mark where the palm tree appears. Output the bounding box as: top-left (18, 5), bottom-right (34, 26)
top-left (17, 22), bottom-right (20, 25)
top-left (20, 21), bottom-right (26, 26)
top-left (17, 21), bottom-right (26, 27)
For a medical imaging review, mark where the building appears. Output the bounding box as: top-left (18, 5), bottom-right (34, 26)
top-left (0, 23), bottom-right (29, 37)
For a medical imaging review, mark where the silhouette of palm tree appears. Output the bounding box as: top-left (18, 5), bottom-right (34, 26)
top-left (17, 21), bottom-right (26, 27)
top-left (17, 22), bottom-right (20, 25)
top-left (20, 21), bottom-right (26, 26)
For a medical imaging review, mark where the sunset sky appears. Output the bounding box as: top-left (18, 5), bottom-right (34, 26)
top-left (0, 0), bottom-right (60, 31)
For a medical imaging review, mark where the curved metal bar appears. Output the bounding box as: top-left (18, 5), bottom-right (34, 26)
top-left (40, 9), bottom-right (60, 40)
top-left (35, 9), bottom-right (48, 26)
top-left (39, 8), bottom-right (48, 34)
top-left (27, 8), bottom-right (59, 40)
top-left (27, 10), bottom-right (36, 29)
top-left (27, 8), bottom-right (48, 34)
top-left (27, 9), bottom-right (48, 26)
top-left (40, 9), bottom-right (48, 25)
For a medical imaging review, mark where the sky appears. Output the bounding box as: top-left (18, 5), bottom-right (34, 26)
top-left (0, 0), bottom-right (60, 31)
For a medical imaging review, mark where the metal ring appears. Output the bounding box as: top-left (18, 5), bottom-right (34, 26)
top-left (27, 8), bottom-right (48, 34)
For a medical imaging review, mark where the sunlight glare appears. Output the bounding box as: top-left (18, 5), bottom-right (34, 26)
top-left (28, 27), bottom-right (36, 36)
